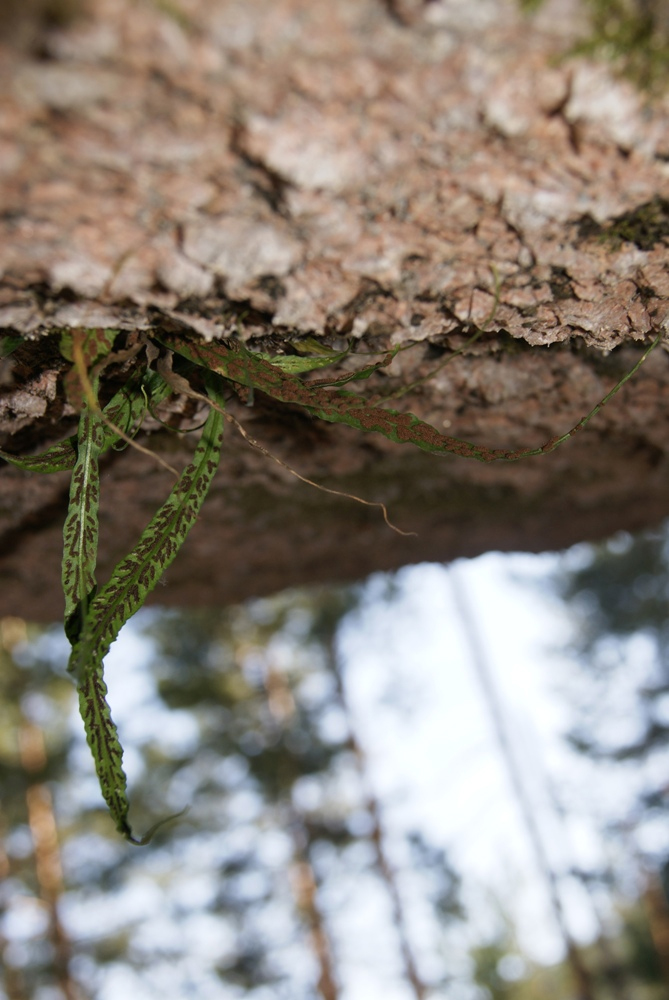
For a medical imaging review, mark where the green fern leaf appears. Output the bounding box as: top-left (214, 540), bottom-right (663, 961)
top-left (69, 393), bottom-right (224, 839)
top-left (257, 346), bottom-right (351, 373)
top-left (61, 329), bottom-right (119, 412)
top-left (59, 328), bottom-right (118, 366)
top-left (161, 334), bottom-right (507, 460)
top-left (162, 333), bottom-right (660, 464)
top-left (62, 400), bottom-right (104, 624)
top-left (77, 666), bottom-right (132, 836)
top-left (62, 368), bottom-right (173, 630)
top-left (0, 438), bottom-right (79, 474)
top-left (0, 370), bottom-right (172, 474)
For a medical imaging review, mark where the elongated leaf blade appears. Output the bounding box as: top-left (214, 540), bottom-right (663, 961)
top-left (161, 333), bottom-right (661, 464)
top-left (62, 329), bottom-right (119, 412)
top-left (62, 401), bottom-right (104, 623)
top-left (59, 328), bottom-right (118, 365)
top-left (78, 667), bottom-right (132, 837)
top-left (69, 397), bottom-right (224, 839)
top-left (0, 369), bottom-right (173, 474)
top-left (0, 438), bottom-right (78, 474)
top-left (258, 347), bottom-right (351, 374)
top-left (99, 368), bottom-right (172, 452)
top-left (86, 399), bottom-right (223, 656)
top-left (159, 334), bottom-right (507, 461)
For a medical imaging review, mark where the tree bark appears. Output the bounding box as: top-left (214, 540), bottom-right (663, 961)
top-left (1, 0), bottom-right (668, 621)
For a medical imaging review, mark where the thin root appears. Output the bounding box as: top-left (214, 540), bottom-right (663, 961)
top-left (154, 356), bottom-right (416, 536)
top-left (101, 413), bottom-right (180, 478)
top-left (225, 411), bottom-right (416, 538)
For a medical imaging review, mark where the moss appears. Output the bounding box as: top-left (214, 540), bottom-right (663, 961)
top-left (603, 197), bottom-right (669, 251)
top-left (0, 0), bottom-right (87, 46)
top-left (578, 197), bottom-right (669, 252)
top-left (519, 0), bottom-right (669, 91)
top-left (575, 215), bottom-right (604, 243)
top-left (575, 0), bottom-right (669, 91)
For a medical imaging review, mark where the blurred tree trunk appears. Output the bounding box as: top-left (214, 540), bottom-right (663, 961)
top-left (1, 0), bottom-right (668, 620)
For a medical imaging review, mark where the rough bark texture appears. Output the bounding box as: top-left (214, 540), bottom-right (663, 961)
top-left (1, 0), bottom-right (668, 621)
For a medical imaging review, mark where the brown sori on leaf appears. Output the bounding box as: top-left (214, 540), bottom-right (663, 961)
top-left (67, 394), bottom-right (224, 840)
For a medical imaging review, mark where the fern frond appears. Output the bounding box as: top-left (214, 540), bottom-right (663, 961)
top-left (68, 393), bottom-right (224, 840)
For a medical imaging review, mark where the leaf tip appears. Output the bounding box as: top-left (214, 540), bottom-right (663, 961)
top-left (125, 805), bottom-right (190, 847)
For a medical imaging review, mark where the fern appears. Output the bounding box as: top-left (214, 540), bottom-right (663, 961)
top-left (68, 382), bottom-right (225, 841)
top-left (62, 396), bottom-right (104, 629)
top-left (0, 369), bottom-right (171, 474)
top-left (0, 437), bottom-right (79, 474)
top-left (0, 325), bottom-right (662, 840)
top-left (160, 331), bottom-right (662, 463)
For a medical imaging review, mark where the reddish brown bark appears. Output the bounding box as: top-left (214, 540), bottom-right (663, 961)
top-left (1, 0), bottom-right (668, 620)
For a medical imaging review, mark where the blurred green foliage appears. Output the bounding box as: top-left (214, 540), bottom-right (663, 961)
top-left (3, 559), bottom-right (669, 997)
top-left (0, 591), bottom-right (468, 998)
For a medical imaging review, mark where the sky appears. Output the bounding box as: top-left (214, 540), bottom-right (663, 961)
top-left (3, 545), bottom-right (660, 999)
top-left (102, 551), bottom-right (631, 972)
top-left (337, 554), bottom-right (605, 964)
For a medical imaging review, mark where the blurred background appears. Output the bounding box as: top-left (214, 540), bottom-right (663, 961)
top-left (2, 524), bottom-right (669, 1000)
top-left (2, 0), bottom-right (669, 996)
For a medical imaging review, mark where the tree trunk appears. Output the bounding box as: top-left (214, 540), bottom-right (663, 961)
top-left (1, 0), bottom-right (668, 621)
